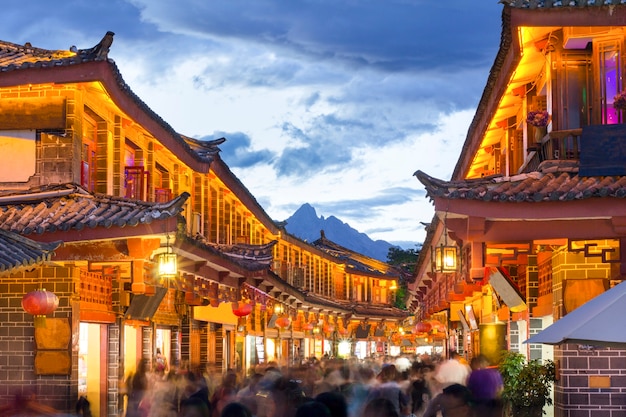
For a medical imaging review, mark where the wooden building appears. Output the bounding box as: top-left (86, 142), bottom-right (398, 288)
top-left (0, 33), bottom-right (406, 416)
top-left (411, 3), bottom-right (626, 417)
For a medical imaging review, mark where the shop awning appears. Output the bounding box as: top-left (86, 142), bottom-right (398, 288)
top-left (525, 280), bottom-right (626, 348)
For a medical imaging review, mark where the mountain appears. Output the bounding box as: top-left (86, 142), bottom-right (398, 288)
top-left (282, 203), bottom-right (397, 262)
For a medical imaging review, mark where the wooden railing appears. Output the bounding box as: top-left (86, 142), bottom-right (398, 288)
top-left (522, 128), bottom-right (583, 173)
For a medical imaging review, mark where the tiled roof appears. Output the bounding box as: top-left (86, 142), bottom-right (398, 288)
top-left (350, 303), bottom-right (408, 319)
top-left (0, 33), bottom-right (215, 166)
top-left (311, 232), bottom-right (400, 278)
top-left (502, 0), bottom-right (621, 7)
top-left (182, 136), bottom-right (224, 160)
top-left (184, 234), bottom-right (278, 272)
top-left (0, 183), bottom-right (188, 236)
top-left (0, 32), bottom-right (113, 69)
top-left (416, 161), bottom-right (626, 203)
top-left (0, 229), bottom-right (61, 274)
top-left (210, 240), bottom-right (277, 270)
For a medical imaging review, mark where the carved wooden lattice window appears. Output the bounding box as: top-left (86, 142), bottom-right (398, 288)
top-left (124, 166), bottom-right (149, 200)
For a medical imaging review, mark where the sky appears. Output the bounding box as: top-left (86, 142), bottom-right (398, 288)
top-left (1, 1), bottom-right (503, 249)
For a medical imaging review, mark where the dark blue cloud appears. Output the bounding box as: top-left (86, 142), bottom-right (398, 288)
top-left (130, 0), bottom-right (501, 73)
top-left (201, 132), bottom-right (275, 169)
top-left (1, 1), bottom-right (149, 49)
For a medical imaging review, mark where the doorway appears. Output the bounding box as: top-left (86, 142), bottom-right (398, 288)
top-left (78, 322), bottom-right (106, 417)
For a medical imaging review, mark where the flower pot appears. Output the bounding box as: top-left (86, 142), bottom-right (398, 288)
top-left (533, 126), bottom-right (547, 142)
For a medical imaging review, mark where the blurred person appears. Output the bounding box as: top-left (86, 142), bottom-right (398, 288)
top-left (211, 370), bottom-right (239, 415)
top-left (179, 396), bottom-right (210, 417)
top-left (422, 383), bottom-right (473, 417)
top-left (360, 397), bottom-right (400, 417)
top-left (300, 365), bottom-right (321, 398)
top-left (315, 391), bottom-right (347, 417)
top-left (366, 364), bottom-right (409, 417)
top-left (237, 373), bottom-right (262, 399)
top-left (466, 354), bottom-right (503, 417)
top-left (127, 358), bottom-right (151, 417)
top-left (434, 351), bottom-right (470, 392)
top-left (408, 362), bottom-right (431, 417)
top-left (154, 348), bottom-right (169, 375)
top-left (343, 366), bottom-right (372, 417)
top-left (221, 401), bottom-right (253, 417)
top-left (295, 400), bottom-right (331, 417)
top-left (266, 376), bottom-right (308, 417)
top-left (149, 370), bottom-right (179, 417)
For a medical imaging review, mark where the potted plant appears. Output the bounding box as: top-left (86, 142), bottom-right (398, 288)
top-left (614, 90), bottom-right (626, 111)
top-left (498, 351), bottom-right (557, 417)
top-left (526, 110), bottom-right (550, 141)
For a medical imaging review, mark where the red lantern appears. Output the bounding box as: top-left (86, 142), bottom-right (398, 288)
top-left (22, 289), bottom-right (59, 328)
top-left (276, 316), bottom-right (291, 329)
top-left (303, 322), bottom-right (314, 331)
top-left (232, 302), bottom-right (253, 317)
top-left (428, 320), bottom-right (446, 334)
top-left (414, 322), bottom-right (432, 333)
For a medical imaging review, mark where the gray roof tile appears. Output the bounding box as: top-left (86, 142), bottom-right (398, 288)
top-left (0, 183), bottom-right (188, 236)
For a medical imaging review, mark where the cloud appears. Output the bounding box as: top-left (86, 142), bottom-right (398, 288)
top-left (308, 187), bottom-right (426, 220)
top-left (128, 0), bottom-right (500, 73)
top-left (0, 0), bottom-right (504, 245)
top-left (202, 132), bottom-right (275, 168)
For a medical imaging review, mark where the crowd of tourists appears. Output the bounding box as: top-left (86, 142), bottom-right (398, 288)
top-left (122, 350), bottom-right (503, 417)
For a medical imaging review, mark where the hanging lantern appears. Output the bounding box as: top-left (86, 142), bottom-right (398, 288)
top-left (232, 302), bottom-right (253, 317)
top-left (276, 316), bottom-right (291, 329)
top-left (158, 234), bottom-right (178, 279)
top-left (432, 212), bottom-right (458, 273)
top-left (303, 322), bottom-right (314, 331)
top-left (414, 322), bottom-right (432, 333)
top-left (427, 320), bottom-right (446, 334)
top-left (22, 289), bottom-right (59, 328)
top-left (158, 252), bottom-right (178, 279)
top-left (433, 244), bottom-right (458, 272)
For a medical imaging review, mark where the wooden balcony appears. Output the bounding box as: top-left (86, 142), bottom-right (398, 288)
top-left (522, 128), bottom-right (582, 173)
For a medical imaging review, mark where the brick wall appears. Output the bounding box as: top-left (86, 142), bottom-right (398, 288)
top-left (554, 345), bottom-right (626, 417)
top-left (0, 266), bottom-right (77, 412)
top-left (551, 243), bottom-right (619, 417)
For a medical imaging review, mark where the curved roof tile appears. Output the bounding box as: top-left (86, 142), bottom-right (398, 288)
top-left (416, 161), bottom-right (626, 203)
top-left (0, 229), bottom-right (61, 274)
top-left (0, 183), bottom-right (188, 235)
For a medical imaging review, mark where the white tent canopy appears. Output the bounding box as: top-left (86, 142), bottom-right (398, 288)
top-left (525, 280), bottom-right (626, 348)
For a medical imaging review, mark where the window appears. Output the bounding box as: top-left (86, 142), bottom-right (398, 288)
top-left (81, 115), bottom-right (97, 191)
top-left (124, 140), bottom-right (148, 200)
top-left (554, 52), bottom-right (592, 130)
top-left (154, 163), bottom-right (172, 203)
top-left (596, 40), bottom-right (622, 124)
